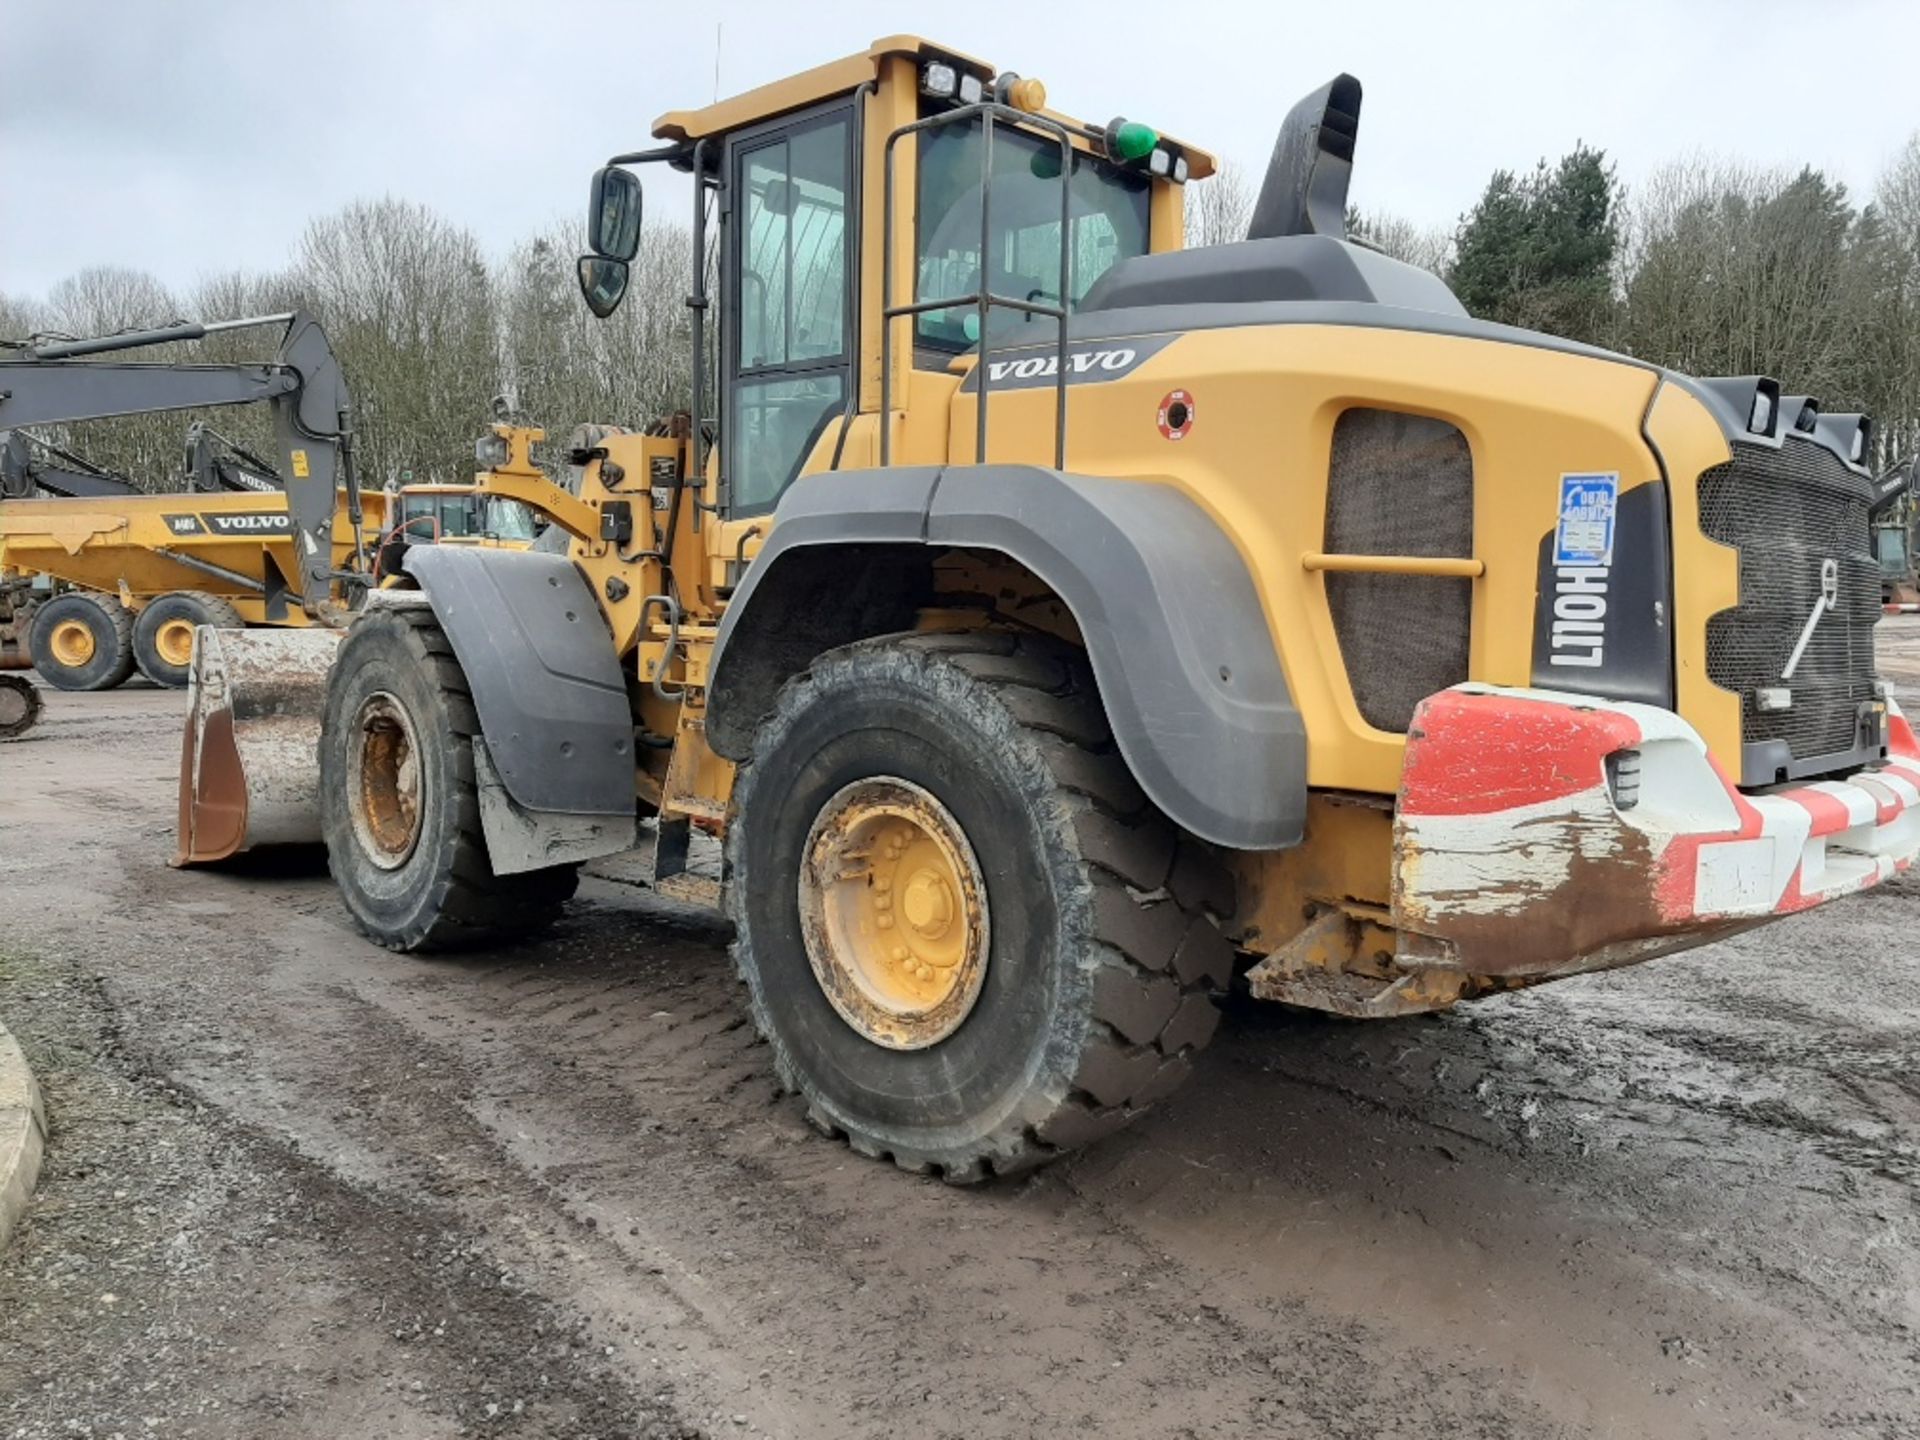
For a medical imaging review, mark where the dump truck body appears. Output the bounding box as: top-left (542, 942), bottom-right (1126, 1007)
top-left (0, 487), bottom-right (387, 627)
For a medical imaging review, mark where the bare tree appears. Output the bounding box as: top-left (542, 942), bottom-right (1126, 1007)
top-left (1350, 210), bottom-right (1453, 275)
top-left (1184, 162), bottom-right (1253, 248)
top-left (1868, 134), bottom-right (1920, 463)
top-left (295, 198), bottom-right (502, 484)
top-left (497, 217), bottom-right (692, 453)
top-left (1619, 159), bottom-right (1883, 428)
top-left (13, 268), bottom-right (190, 486)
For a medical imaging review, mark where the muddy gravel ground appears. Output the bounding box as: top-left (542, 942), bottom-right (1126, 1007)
top-left (4, 623), bottom-right (1920, 1439)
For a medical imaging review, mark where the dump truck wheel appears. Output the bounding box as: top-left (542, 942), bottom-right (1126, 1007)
top-left (726, 630), bottom-right (1235, 1183)
top-left (0, 673), bottom-right (41, 740)
top-left (319, 608), bottom-right (580, 951)
top-left (28, 592), bottom-right (136, 692)
top-left (133, 591), bottom-right (244, 688)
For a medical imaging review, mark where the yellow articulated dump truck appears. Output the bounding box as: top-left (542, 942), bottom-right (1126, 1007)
top-left (176, 38), bottom-right (1917, 1180)
top-left (0, 486), bottom-right (389, 690)
top-left (0, 477), bottom-right (538, 692)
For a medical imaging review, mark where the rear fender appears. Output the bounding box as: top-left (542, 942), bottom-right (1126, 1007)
top-left (707, 464), bottom-right (1308, 851)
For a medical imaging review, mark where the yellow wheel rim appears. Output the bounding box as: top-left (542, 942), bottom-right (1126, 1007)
top-left (155, 617), bottom-right (198, 667)
top-left (347, 691), bottom-right (424, 869)
top-left (798, 776), bottom-right (989, 1050)
top-left (49, 619), bottom-right (97, 669)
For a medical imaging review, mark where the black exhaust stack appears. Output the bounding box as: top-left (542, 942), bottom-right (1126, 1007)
top-left (1246, 74), bottom-right (1362, 242)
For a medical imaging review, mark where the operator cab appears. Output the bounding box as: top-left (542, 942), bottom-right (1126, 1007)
top-left (395, 485), bottom-right (539, 546)
top-left (575, 36), bottom-right (1210, 515)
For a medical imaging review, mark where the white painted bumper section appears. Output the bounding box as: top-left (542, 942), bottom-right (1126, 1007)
top-left (1392, 685), bottom-right (1920, 978)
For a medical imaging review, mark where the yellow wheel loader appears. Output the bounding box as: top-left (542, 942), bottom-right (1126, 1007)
top-left (184, 38), bottom-right (1918, 1180)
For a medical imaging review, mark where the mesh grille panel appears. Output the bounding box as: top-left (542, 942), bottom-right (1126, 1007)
top-left (1699, 438), bottom-right (1879, 766)
top-left (1324, 410), bottom-right (1473, 733)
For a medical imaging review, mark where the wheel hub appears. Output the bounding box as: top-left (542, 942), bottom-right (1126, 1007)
top-left (155, 617), bottom-right (197, 668)
top-left (49, 619), bottom-right (95, 668)
top-left (798, 777), bottom-right (990, 1050)
top-left (347, 691), bottom-right (423, 869)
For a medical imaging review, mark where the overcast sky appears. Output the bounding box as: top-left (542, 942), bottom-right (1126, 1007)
top-left (4, 0), bottom-right (1918, 305)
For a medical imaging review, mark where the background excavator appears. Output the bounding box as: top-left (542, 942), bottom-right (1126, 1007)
top-left (0, 422), bottom-right (283, 502)
top-left (0, 312), bottom-right (363, 732)
top-left (1874, 457), bottom-right (1920, 610)
top-left (0, 316), bottom-right (539, 724)
top-left (161, 37), bottom-right (1918, 1182)
top-left (0, 430), bottom-right (142, 500)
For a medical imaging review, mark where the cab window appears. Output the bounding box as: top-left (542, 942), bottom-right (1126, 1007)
top-left (915, 117), bottom-right (1150, 353)
top-left (729, 111), bottom-right (852, 515)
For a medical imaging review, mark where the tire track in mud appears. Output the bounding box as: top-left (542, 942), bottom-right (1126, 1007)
top-left (9, 645), bottom-right (1920, 1437)
top-left (72, 825), bottom-right (1920, 1437)
top-left (135, 873), bottom-right (1566, 1439)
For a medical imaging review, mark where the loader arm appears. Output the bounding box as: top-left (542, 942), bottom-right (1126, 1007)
top-left (0, 312), bottom-right (357, 614)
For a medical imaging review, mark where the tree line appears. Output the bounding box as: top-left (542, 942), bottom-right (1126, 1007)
top-left (0, 201), bottom-right (700, 492)
top-left (1385, 138), bottom-right (1920, 467)
top-left (1193, 138), bottom-right (1920, 468)
top-left (4, 125), bottom-right (1918, 491)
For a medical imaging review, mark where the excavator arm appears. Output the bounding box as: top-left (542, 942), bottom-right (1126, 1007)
top-left (0, 431), bottom-right (141, 500)
top-left (0, 311), bottom-right (358, 614)
top-left (184, 423), bottom-right (283, 494)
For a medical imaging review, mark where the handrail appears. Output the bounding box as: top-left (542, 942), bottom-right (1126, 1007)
top-left (1301, 553), bottom-right (1485, 578)
top-left (880, 100), bottom-right (1075, 469)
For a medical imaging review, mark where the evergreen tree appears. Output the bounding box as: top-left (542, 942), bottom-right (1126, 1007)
top-left (1449, 145), bottom-right (1620, 342)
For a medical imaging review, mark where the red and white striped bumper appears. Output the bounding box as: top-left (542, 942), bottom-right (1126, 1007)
top-left (1392, 685), bottom-right (1920, 978)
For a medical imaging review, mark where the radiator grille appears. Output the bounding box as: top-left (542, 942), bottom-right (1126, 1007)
top-left (1324, 409), bottom-right (1473, 732)
top-left (1699, 437), bottom-right (1879, 771)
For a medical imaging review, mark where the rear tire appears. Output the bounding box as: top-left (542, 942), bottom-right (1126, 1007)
top-left (726, 630), bottom-right (1235, 1183)
top-left (133, 591), bottom-right (244, 688)
top-left (319, 608), bottom-right (579, 951)
top-left (28, 592), bottom-right (135, 691)
top-left (0, 673), bottom-right (41, 740)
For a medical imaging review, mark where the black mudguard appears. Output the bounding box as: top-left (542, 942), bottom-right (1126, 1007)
top-left (401, 545), bottom-right (634, 820)
top-left (707, 465), bottom-right (1309, 852)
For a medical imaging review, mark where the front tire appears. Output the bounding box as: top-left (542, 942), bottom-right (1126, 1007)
top-left (0, 673), bottom-right (41, 740)
top-left (726, 631), bottom-right (1234, 1182)
top-left (133, 591), bottom-right (244, 688)
top-left (319, 608), bottom-right (579, 951)
top-left (28, 592), bottom-right (135, 691)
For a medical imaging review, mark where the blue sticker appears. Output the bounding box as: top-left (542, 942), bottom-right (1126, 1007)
top-left (1555, 472), bottom-right (1618, 567)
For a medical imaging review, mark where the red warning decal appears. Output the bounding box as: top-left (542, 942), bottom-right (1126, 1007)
top-left (1157, 389), bottom-right (1195, 441)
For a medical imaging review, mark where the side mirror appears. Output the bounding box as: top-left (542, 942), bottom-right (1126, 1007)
top-left (587, 166), bottom-right (643, 260)
top-left (577, 256), bottom-right (630, 318)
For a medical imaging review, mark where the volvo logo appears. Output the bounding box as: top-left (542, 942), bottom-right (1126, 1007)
top-left (1782, 557), bottom-right (1840, 682)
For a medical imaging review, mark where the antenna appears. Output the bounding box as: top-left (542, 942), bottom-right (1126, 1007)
top-left (712, 22), bottom-right (723, 103)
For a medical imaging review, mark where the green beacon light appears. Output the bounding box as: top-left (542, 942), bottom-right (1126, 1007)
top-left (1105, 117), bottom-right (1159, 164)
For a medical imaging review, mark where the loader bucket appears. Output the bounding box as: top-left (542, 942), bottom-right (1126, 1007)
top-left (173, 626), bottom-right (343, 866)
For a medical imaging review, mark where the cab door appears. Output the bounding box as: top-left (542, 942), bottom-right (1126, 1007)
top-left (721, 102), bottom-right (856, 519)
